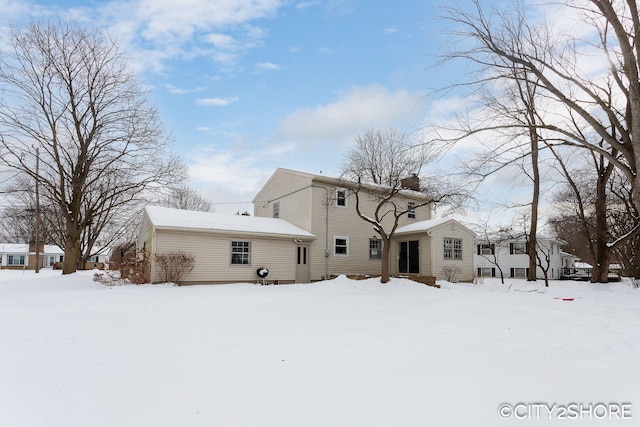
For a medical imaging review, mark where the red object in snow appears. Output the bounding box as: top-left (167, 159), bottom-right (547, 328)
top-left (553, 297), bottom-right (575, 301)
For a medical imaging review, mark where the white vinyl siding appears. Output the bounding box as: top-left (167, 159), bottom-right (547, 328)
top-left (253, 169), bottom-right (434, 281)
top-left (252, 169), bottom-right (313, 231)
top-left (152, 230), bottom-right (299, 284)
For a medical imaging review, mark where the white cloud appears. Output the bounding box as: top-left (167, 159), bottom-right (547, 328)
top-left (189, 151), bottom-right (268, 193)
top-left (296, 1), bottom-right (320, 10)
top-left (317, 46), bottom-right (335, 55)
top-left (45, 0), bottom-right (283, 73)
top-left (204, 33), bottom-right (237, 50)
top-left (256, 61), bottom-right (280, 71)
top-left (165, 84), bottom-right (205, 94)
top-left (135, 0), bottom-right (279, 41)
top-left (277, 84), bottom-right (423, 146)
top-left (196, 96), bottom-right (239, 106)
top-left (186, 141), bottom-right (298, 212)
top-left (0, 0), bottom-right (29, 18)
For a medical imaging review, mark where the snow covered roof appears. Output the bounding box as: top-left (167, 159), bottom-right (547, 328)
top-left (145, 206), bottom-right (315, 239)
top-left (575, 262), bottom-right (592, 269)
top-left (254, 167), bottom-right (432, 203)
top-left (560, 251), bottom-right (579, 259)
top-left (0, 243), bottom-right (64, 254)
top-left (395, 218), bottom-right (475, 236)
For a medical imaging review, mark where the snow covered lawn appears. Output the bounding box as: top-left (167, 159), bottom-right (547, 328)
top-left (1, 270), bottom-right (638, 426)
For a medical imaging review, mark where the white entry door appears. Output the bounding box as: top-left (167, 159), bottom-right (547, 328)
top-left (295, 244), bottom-right (310, 283)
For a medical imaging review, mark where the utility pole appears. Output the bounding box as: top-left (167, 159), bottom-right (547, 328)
top-left (34, 146), bottom-right (40, 273)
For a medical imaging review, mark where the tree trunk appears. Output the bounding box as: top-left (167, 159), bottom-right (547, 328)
top-left (528, 115), bottom-right (540, 282)
top-left (381, 236), bottom-right (390, 283)
top-left (592, 247), bottom-right (612, 283)
top-left (592, 197), bottom-right (612, 283)
top-left (62, 222), bottom-right (81, 274)
top-left (591, 159), bottom-right (614, 283)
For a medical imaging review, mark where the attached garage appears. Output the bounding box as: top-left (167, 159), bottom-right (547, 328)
top-left (139, 206), bottom-right (315, 284)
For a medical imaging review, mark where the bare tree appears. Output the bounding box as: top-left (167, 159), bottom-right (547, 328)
top-left (549, 152), bottom-right (640, 281)
top-left (341, 128), bottom-right (467, 283)
top-left (158, 185), bottom-right (213, 212)
top-left (442, 0), bottom-right (640, 218)
top-left (534, 238), bottom-right (553, 288)
top-left (0, 175), bottom-right (55, 244)
top-left (0, 20), bottom-right (185, 273)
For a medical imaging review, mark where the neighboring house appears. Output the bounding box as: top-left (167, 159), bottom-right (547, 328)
top-left (474, 235), bottom-right (577, 280)
top-left (564, 261), bottom-right (622, 281)
top-left (85, 248), bottom-right (111, 270)
top-left (0, 242), bottom-right (64, 270)
top-left (252, 168), bottom-right (476, 282)
top-left (138, 205), bottom-right (315, 284)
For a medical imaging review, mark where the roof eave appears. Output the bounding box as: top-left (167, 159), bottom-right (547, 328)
top-left (152, 225), bottom-right (315, 240)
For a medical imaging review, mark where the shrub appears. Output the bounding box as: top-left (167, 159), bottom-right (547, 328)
top-left (155, 252), bottom-right (195, 284)
top-left (94, 245), bottom-right (151, 285)
top-left (442, 266), bottom-right (461, 283)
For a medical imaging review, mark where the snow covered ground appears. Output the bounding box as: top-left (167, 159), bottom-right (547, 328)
top-left (1, 269), bottom-right (638, 427)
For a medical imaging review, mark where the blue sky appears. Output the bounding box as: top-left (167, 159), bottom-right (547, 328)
top-left (3, 0), bottom-right (542, 219)
top-left (1, 0), bottom-right (465, 214)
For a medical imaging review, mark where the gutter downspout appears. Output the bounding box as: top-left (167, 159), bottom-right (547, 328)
top-left (427, 230), bottom-right (435, 277)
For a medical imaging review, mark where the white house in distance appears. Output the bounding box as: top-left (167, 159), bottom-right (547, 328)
top-left (138, 168), bottom-right (477, 284)
top-left (474, 235), bottom-right (577, 280)
top-left (0, 242), bottom-right (64, 270)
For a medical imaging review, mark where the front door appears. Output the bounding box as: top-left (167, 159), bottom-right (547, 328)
top-left (399, 240), bottom-right (419, 274)
top-left (295, 244), bottom-right (310, 283)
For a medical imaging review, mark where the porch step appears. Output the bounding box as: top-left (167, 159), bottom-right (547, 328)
top-left (399, 275), bottom-right (440, 288)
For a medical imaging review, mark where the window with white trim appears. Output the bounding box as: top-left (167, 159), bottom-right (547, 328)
top-left (478, 244), bottom-right (494, 255)
top-left (443, 238), bottom-right (462, 260)
top-left (478, 267), bottom-right (495, 277)
top-left (273, 202), bottom-right (280, 218)
top-left (407, 201), bottom-right (416, 219)
top-left (336, 189), bottom-right (347, 207)
top-left (510, 242), bottom-right (528, 254)
top-left (7, 254), bottom-right (26, 266)
top-left (512, 267), bottom-right (527, 278)
top-left (369, 238), bottom-right (381, 259)
top-left (231, 241), bottom-right (251, 265)
top-left (334, 236), bottom-right (349, 256)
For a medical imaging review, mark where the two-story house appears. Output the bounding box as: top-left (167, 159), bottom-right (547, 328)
top-left (138, 168), bottom-right (476, 284)
top-left (474, 235), bottom-right (577, 280)
top-left (253, 168), bottom-right (476, 282)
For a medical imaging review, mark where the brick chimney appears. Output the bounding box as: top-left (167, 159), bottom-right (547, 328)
top-left (28, 240), bottom-right (45, 270)
top-left (28, 240), bottom-right (44, 254)
top-left (401, 174), bottom-right (420, 191)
